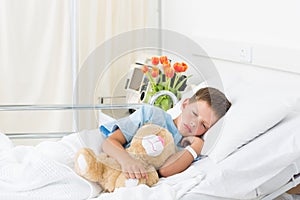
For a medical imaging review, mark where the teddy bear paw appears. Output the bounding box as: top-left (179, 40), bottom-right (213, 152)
top-left (76, 154), bottom-right (88, 174)
top-left (75, 148), bottom-right (96, 176)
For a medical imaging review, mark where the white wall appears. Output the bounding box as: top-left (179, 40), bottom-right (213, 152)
top-left (161, 0), bottom-right (300, 74)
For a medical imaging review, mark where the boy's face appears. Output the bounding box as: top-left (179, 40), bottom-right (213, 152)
top-left (177, 99), bottom-right (218, 137)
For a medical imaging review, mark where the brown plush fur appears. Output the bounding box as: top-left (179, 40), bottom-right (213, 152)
top-left (74, 124), bottom-right (176, 192)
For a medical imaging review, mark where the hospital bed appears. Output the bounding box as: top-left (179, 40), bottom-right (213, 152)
top-left (0, 61), bottom-right (300, 200)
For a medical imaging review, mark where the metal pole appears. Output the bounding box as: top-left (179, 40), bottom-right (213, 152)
top-left (71, 0), bottom-right (78, 132)
top-left (0, 104), bottom-right (143, 111)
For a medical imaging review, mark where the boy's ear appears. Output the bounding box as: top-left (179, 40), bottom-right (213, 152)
top-left (181, 98), bottom-right (189, 109)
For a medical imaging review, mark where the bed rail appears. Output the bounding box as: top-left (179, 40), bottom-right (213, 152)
top-left (0, 104), bottom-right (144, 139)
top-left (6, 132), bottom-right (75, 139)
top-left (0, 104), bottom-right (143, 111)
top-left (261, 173), bottom-right (300, 200)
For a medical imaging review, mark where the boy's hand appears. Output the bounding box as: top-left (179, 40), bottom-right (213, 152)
top-left (120, 157), bottom-right (148, 179)
top-left (180, 136), bottom-right (196, 147)
top-left (181, 136), bottom-right (203, 155)
top-left (182, 136), bottom-right (204, 156)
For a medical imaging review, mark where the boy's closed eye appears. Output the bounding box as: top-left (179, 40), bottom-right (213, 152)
top-left (192, 111), bottom-right (198, 116)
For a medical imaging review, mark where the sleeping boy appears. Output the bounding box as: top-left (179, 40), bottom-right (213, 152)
top-left (100, 87), bottom-right (231, 179)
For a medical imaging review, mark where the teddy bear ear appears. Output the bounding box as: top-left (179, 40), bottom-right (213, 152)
top-left (141, 135), bottom-right (165, 157)
top-left (138, 124), bottom-right (162, 135)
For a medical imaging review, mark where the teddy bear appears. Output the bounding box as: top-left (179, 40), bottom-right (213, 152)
top-left (74, 124), bottom-right (176, 192)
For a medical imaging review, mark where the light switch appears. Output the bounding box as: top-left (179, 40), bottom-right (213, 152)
top-left (239, 46), bottom-right (252, 63)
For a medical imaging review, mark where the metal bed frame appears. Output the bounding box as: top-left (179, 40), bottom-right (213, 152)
top-left (262, 173), bottom-right (300, 200)
top-left (0, 104), bottom-right (143, 139)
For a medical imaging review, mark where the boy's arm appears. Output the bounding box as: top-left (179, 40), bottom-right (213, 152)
top-left (158, 137), bottom-right (203, 177)
top-left (102, 129), bottom-right (148, 179)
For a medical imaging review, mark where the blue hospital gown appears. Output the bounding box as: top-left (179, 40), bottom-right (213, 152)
top-left (99, 104), bottom-right (183, 148)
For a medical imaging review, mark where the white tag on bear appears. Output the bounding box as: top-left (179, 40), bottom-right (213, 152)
top-left (142, 135), bottom-right (165, 157)
top-left (125, 178), bottom-right (139, 187)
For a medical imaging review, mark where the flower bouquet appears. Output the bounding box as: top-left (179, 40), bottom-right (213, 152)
top-left (141, 56), bottom-right (191, 111)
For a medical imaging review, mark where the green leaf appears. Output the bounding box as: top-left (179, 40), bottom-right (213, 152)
top-left (157, 84), bottom-right (164, 91)
top-left (175, 75), bottom-right (193, 90)
top-left (161, 98), bottom-right (170, 111)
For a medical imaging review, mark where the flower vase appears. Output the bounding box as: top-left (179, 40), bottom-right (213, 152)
top-left (146, 90), bottom-right (179, 111)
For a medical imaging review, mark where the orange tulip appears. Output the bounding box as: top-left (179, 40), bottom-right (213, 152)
top-left (165, 67), bottom-right (174, 78)
top-left (162, 61), bottom-right (171, 72)
top-left (151, 57), bottom-right (159, 65)
top-left (141, 65), bottom-right (149, 74)
top-left (182, 62), bottom-right (188, 72)
top-left (151, 67), bottom-right (159, 78)
top-left (173, 62), bottom-right (188, 72)
top-left (160, 56), bottom-right (168, 65)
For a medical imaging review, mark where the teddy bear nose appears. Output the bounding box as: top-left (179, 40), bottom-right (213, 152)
top-left (142, 135), bottom-right (165, 157)
top-left (157, 136), bottom-right (165, 146)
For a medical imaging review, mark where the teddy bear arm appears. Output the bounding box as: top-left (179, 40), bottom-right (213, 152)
top-left (114, 171), bottom-right (156, 189)
top-left (96, 157), bottom-right (123, 192)
top-left (114, 165), bottom-right (158, 189)
top-left (74, 148), bottom-right (104, 182)
top-left (145, 166), bottom-right (160, 187)
top-left (100, 168), bottom-right (122, 192)
top-left (114, 172), bottom-right (129, 189)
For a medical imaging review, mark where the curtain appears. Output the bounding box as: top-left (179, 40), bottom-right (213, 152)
top-left (0, 0), bottom-right (155, 139)
top-left (77, 0), bottom-right (153, 129)
top-left (0, 0), bottom-right (73, 135)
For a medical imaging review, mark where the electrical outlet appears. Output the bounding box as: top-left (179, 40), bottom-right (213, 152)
top-left (239, 46), bottom-right (252, 63)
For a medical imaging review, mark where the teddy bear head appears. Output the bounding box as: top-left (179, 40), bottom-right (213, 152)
top-left (126, 124), bottom-right (176, 169)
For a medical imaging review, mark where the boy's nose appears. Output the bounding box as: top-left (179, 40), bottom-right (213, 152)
top-left (190, 121), bottom-right (196, 127)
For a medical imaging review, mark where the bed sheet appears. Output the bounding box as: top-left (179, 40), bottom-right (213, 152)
top-left (181, 157), bottom-right (300, 200)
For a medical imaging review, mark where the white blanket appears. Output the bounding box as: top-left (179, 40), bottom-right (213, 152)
top-left (95, 165), bottom-right (205, 200)
top-left (0, 130), bottom-right (205, 200)
top-left (0, 130), bottom-right (102, 200)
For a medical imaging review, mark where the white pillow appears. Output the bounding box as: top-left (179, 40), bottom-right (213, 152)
top-left (207, 80), bottom-right (299, 163)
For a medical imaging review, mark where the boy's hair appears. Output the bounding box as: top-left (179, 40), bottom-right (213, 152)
top-left (189, 87), bottom-right (231, 119)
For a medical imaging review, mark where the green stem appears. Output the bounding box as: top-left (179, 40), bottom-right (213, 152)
top-left (159, 73), bottom-right (163, 85)
top-left (147, 72), bottom-right (156, 90)
top-left (173, 73), bottom-right (181, 88)
top-left (167, 77), bottom-right (171, 90)
top-left (175, 75), bottom-right (192, 90)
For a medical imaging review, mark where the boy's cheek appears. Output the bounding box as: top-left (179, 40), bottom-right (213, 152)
top-left (178, 126), bottom-right (188, 137)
